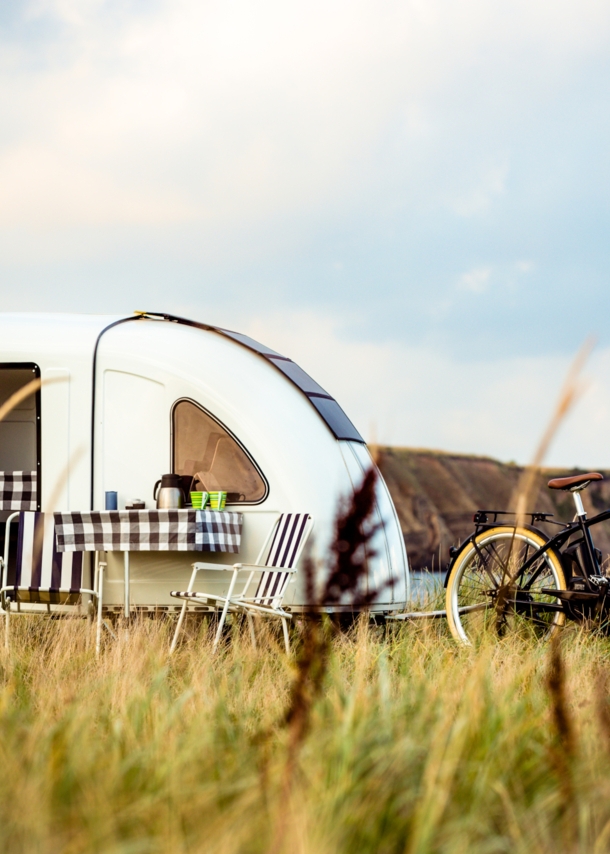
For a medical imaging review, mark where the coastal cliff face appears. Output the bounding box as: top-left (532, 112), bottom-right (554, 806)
top-left (378, 447), bottom-right (610, 571)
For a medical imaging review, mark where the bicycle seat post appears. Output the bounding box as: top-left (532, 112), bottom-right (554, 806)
top-left (572, 490), bottom-right (586, 519)
top-left (547, 472), bottom-right (605, 578)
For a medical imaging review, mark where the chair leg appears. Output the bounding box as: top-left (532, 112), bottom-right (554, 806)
top-left (170, 565), bottom-right (199, 655)
top-left (212, 602), bottom-right (229, 654)
top-left (170, 601), bottom-right (189, 655)
top-left (89, 553), bottom-right (99, 651)
top-left (281, 617), bottom-right (290, 654)
top-left (212, 570), bottom-right (239, 654)
top-left (4, 604), bottom-right (9, 653)
top-left (86, 602), bottom-right (92, 651)
top-left (96, 563), bottom-right (105, 657)
top-left (247, 612), bottom-right (257, 649)
top-left (102, 620), bottom-right (117, 641)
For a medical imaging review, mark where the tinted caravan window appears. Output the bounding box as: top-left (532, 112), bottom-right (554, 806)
top-left (0, 365), bottom-right (40, 506)
top-left (0, 363), bottom-right (40, 570)
top-left (172, 400), bottom-right (267, 503)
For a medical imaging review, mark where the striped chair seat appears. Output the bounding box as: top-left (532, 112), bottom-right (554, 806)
top-left (8, 512), bottom-right (87, 605)
top-left (0, 512), bottom-right (104, 652)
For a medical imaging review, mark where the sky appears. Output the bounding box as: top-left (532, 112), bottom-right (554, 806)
top-left (1, 0), bottom-right (610, 467)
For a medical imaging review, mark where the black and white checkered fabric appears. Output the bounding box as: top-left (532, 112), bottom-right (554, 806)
top-left (0, 471), bottom-right (37, 511)
top-left (194, 509), bottom-right (243, 552)
top-left (54, 509), bottom-right (243, 554)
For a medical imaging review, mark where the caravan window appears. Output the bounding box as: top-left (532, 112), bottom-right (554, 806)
top-left (0, 364), bottom-right (40, 512)
top-left (172, 400), bottom-right (267, 503)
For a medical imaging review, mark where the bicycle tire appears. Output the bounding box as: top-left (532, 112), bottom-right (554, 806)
top-left (446, 526), bottom-right (567, 645)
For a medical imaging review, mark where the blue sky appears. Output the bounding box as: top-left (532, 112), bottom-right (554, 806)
top-left (1, 0), bottom-right (610, 466)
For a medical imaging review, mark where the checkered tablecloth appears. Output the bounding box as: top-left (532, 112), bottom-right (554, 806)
top-left (0, 471), bottom-right (37, 511)
top-left (54, 509), bottom-right (243, 554)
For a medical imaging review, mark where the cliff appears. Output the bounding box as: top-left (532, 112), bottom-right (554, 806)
top-left (378, 447), bottom-right (610, 571)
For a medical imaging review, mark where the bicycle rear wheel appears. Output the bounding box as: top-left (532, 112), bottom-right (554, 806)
top-left (446, 526), bottom-right (566, 645)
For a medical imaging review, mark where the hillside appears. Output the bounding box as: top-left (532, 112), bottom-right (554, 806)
top-left (378, 447), bottom-right (610, 571)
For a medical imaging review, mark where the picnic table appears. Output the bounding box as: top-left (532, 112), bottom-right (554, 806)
top-left (54, 509), bottom-right (243, 617)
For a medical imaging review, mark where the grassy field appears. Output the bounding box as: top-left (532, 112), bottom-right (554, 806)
top-left (1, 614), bottom-right (610, 853)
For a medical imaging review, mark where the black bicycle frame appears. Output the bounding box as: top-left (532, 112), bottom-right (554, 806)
top-left (470, 507), bottom-right (610, 591)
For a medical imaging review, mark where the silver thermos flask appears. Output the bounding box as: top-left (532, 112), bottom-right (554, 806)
top-left (153, 474), bottom-right (185, 509)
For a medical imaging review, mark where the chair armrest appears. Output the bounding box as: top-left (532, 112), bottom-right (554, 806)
top-left (191, 562), bottom-right (237, 572)
top-left (190, 562), bottom-right (299, 574)
top-left (231, 564), bottom-right (297, 574)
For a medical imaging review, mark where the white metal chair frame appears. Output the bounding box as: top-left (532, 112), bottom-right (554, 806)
top-left (0, 511), bottom-right (106, 654)
top-left (170, 513), bottom-right (313, 654)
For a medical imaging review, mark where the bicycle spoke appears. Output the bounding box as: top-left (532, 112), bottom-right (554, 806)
top-left (473, 541), bottom-right (502, 589)
top-left (447, 527), bottom-right (566, 644)
top-left (516, 543), bottom-right (532, 588)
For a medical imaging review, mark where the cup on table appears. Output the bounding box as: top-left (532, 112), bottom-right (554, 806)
top-left (208, 491), bottom-right (227, 511)
top-left (190, 491), bottom-right (208, 509)
top-left (105, 491), bottom-right (118, 510)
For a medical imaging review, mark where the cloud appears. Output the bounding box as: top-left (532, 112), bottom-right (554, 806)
top-left (0, 0), bottom-right (609, 466)
top-left (449, 161), bottom-right (509, 218)
top-left (2, 0), bottom-right (609, 234)
top-left (243, 310), bottom-right (610, 468)
top-left (515, 260), bottom-right (535, 274)
top-left (458, 266), bottom-right (492, 293)
top-left (0, 145), bottom-right (198, 227)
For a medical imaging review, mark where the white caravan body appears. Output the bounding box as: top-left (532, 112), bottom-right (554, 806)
top-left (0, 313), bottom-right (409, 613)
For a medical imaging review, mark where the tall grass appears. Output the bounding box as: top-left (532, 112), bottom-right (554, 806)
top-left (1, 617), bottom-right (610, 852)
top-left (0, 352), bottom-right (605, 852)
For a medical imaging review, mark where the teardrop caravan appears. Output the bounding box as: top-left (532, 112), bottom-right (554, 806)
top-left (0, 312), bottom-right (410, 613)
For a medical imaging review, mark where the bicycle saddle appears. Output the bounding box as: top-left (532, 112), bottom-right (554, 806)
top-left (547, 472), bottom-right (603, 491)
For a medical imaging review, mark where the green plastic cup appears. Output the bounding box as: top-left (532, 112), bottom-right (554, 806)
top-left (208, 491), bottom-right (227, 511)
top-left (190, 491), bottom-right (208, 508)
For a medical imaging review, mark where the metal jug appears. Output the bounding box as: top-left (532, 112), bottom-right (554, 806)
top-left (153, 473), bottom-right (185, 509)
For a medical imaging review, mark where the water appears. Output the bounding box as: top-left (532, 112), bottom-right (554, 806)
top-left (409, 570), bottom-right (444, 608)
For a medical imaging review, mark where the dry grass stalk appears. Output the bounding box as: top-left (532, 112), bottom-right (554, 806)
top-left (492, 338), bottom-right (595, 596)
top-left (547, 633), bottom-right (575, 758)
top-left (546, 632), bottom-right (576, 837)
top-left (3, 359), bottom-right (608, 852)
top-left (0, 377), bottom-right (41, 423)
top-left (271, 466), bottom-right (384, 853)
top-left (1, 609), bottom-right (610, 851)
top-left (0, 373), bottom-right (67, 426)
top-left (322, 467), bottom-right (383, 609)
top-left (513, 337), bottom-right (594, 528)
top-left (595, 665), bottom-right (610, 746)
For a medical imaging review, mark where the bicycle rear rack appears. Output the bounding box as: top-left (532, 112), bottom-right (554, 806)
top-left (473, 509), bottom-right (555, 526)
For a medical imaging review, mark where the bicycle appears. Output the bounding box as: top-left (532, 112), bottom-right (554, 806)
top-left (444, 471), bottom-right (610, 644)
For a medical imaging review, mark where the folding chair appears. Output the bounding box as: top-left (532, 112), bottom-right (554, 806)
top-left (0, 512), bottom-right (105, 654)
top-left (170, 513), bottom-right (313, 654)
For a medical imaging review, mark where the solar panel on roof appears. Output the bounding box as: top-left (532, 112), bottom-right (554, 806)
top-left (218, 329), bottom-right (283, 358)
top-left (306, 396), bottom-right (365, 442)
top-left (140, 313), bottom-right (365, 444)
top-left (266, 357), bottom-right (330, 397)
